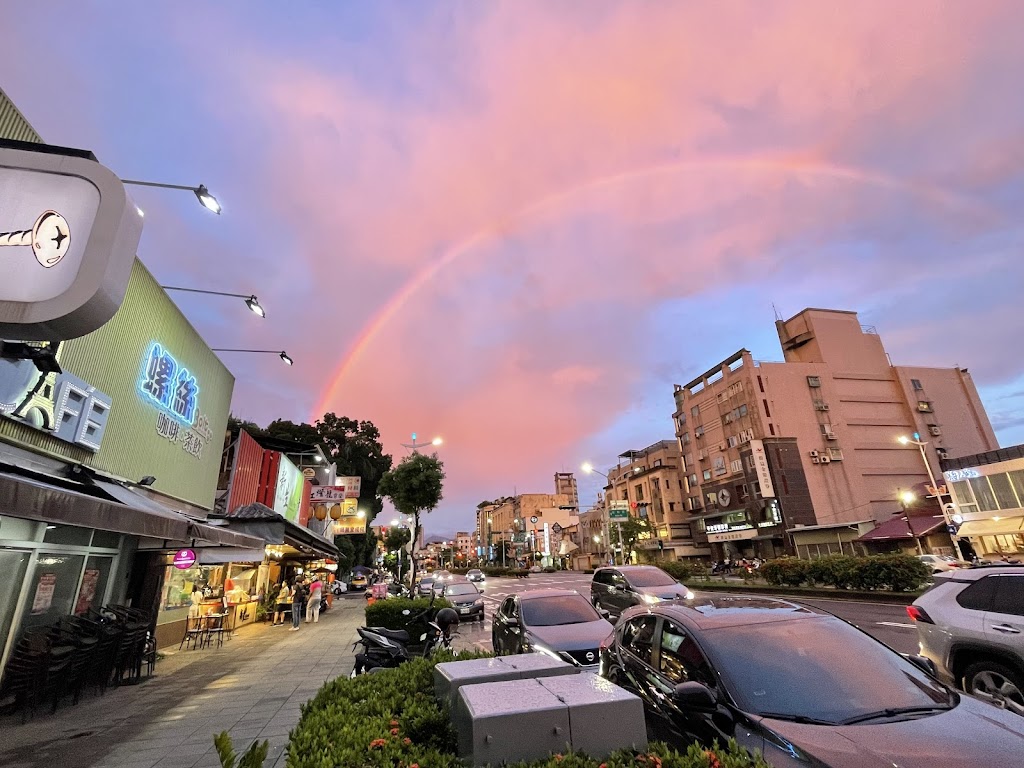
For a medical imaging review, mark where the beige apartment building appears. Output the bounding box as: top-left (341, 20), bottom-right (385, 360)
top-left (475, 493), bottom-right (577, 566)
top-left (602, 441), bottom-right (712, 561)
top-left (673, 308), bottom-right (998, 559)
top-left (554, 472), bottom-right (580, 511)
top-left (455, 531), bottom-right (473, 562)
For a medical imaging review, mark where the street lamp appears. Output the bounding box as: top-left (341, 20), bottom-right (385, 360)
top-left (212, 348), bottom-right (293, 365)
top-left (898, 490), bottom-right (924, 556)
top-left (162, 286), bottom-right (266, 317)
top-left (121, 180), bottom-right (222, 214)
top-left (582, 462), bottom-right (616, 565)
top-left (898, 434), bottom-right (964, 560)
top-left (401, 433), bottom-right (443, 452)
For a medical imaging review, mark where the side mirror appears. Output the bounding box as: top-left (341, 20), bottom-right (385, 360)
top-left (671, 681), bottom-right (717, 711)
top-left (506, 617), bottom-right (520, 628)
top-left (598, 608), bottom-right (612, 619)
top-left (907, 654), bottom-right (938, 677)
top-left (615, 584), bottom-right (627, 592)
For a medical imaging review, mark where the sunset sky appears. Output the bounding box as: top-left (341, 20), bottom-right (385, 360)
top-left (4, 2), bottom-right (1023, 536)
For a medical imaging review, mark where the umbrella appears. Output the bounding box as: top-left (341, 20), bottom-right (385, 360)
top-left (351, 565), bottom-right (373, 575)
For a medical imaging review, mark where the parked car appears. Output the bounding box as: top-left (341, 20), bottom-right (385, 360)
top-left (467, 569), bottom-right (486, 583)
top-left (443, 582), bottom-right (486, 622)
top-left (416, 576), bottom-right (435, 597)
top-left (492, 589), bottom-right (613, 668)
top-left (349, 573), bottom-right (368, 591)
top-left (601, 595), bottom-right (1024, 767)
top-left (590, 565), bottom-right (693, 620)
top-left (917, 554), bottom-right (969, 574)
top-left (908, 565), bottom-right (1024, 716)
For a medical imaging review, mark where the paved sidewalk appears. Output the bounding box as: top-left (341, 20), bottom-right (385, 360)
top-left (0, 597), bottom-right (365, 768)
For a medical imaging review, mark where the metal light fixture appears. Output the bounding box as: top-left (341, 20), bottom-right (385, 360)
top-left (162, 287), bottom-right (266, 318)
top-left (121, 179), bottom-right (222, 214)
top-left (137, 475), bottom-right (157, 487)
top-left (211, 348), bottom-right (294, 366)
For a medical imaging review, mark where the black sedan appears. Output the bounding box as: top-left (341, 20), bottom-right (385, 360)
top-left (600, 596), bottom-right (1024, 767)
top-left (443, 581), bottom-right (485, 621)
top-left (492, 589), bottom-right (613, 668)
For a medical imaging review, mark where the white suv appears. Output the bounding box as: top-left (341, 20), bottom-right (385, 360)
top-left (909, 565), bottom-right (1024, 715)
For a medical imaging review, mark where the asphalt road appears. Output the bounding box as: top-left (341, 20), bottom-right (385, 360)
top-left (453, 570), bottom-right (920, 655)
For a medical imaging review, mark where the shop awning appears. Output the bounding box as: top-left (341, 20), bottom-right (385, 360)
top-left (857, 516), bottom-right (944, 542)
top-left (957, 517), bottom-right (1024, 538)
top-left (211, 502), bottom-right (340, 559)
top-left (197, 547), bottom-right (267, 565)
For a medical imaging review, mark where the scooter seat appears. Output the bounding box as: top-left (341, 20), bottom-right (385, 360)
top-left (368, 627), bottom-right (410, 643)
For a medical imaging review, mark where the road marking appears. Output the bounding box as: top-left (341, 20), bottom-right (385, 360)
top-left (877, 621), bottom-right (916, 629)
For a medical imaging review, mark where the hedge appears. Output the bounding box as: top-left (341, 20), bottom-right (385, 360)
top-left (364, 597), bottom-right (452, 631)
top-left (760, 554), bottom-right (929, 592)
top-left (285, 653), bottom-right (770, 768)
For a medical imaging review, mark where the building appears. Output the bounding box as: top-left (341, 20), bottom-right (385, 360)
top-left (477, 493), bottom-right (577, 567)
top-left (554, 472), bottom-right (579, 511)
top-left (672, 308), bottom-right (998, 560)
top-left (942, 444), bottom-right (1024, 560)
top-left (602, 441), bottom-right (711, 561)
top-left (455, 531), bottom-right (473, 563)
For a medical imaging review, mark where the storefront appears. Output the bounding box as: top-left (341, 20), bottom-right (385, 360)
top-left (942, 445), bottom-right (1024, 560)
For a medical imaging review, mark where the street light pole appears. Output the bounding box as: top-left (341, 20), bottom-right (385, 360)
top-left (899, 435), bottom-right (965, 560)
top-left (899, 490), bottom-right (925, 556)
top-left (401, 432), bottom-right (443, 453)
top-left (581, 463), bottom-right (617, 565)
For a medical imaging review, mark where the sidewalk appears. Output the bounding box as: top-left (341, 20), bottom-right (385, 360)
top-left (0, 597), bottom-right (366, 768)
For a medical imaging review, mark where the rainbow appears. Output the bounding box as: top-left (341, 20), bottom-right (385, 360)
top-left (311, 153), bottom-right (991, 419)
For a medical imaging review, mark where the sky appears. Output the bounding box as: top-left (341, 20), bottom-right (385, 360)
top-left (3, 2), bottom-right (1023, 537)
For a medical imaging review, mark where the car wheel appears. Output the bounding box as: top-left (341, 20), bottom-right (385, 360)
top-left (964, 661), bottom-right (1024, 716)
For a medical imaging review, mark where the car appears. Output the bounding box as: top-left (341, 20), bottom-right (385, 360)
top-left (908, 565), bottom-right (1024, 715)
top-left (443, 582), bottom-right (485, 621)
top-left (416, 576), bottom-right (435, 597)
top-left (601, 595), bottom-right (1024, 767)
top-left (349, 573), bottom-right (368, 591)
top-left (467, 569), bottom-right (486, 583)
top-left (590, 565), bottom-right (693, 620)
top-left (492, 589), bottom-right (614, 668)
top-left (917, 554), bottom-right (969, 574)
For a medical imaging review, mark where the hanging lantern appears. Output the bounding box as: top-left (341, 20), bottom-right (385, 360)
top-left (329, 504), bottom-right (342, 520)
top-left (314, 504), bottom-right (328, 521)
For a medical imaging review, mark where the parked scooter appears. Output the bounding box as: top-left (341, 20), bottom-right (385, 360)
top-left (351, 593), bottom-right (460, 675)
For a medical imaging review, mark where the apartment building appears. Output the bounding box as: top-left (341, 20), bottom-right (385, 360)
top-left (475, 493), bottom-right (576, 566)
top-left (603, 441), bottom-right (711, 560)
top-left (673, 308), bottom-right (998, 560)
top-left (455, 531), bottom-right (474, 561)
top-left (554, 472), bottom-right (580, 511)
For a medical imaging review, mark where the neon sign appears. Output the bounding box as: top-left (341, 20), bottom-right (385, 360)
top-left (944, 469), bottom-right (980, 482)
top-left (137, 342), bottom-right (200, 425)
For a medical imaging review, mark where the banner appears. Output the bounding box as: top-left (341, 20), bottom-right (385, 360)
top-left (749, 440), bottom-right (776, 498)
top-left (273, 455), bottom-right (305, 523)
top-left (330, 498), bottom-right (364, 535)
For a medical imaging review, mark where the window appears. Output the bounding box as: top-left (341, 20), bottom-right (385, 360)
top-left (911, 378), bottom-right (923, 391)
top-left (658, 621), bottom-right (716, 687)
top-left (688, 473), bottom-right (698, 487)
top-left (695, 426), bottom-right (704, 438)
top-left (956, 577), bottom-right (998, 611)
top-left (968, 477), bottom-right (999, 512)
top-left (989, 473), bottom-right (1020, 510)
top-left (757, 375), bottom-right (765, 393)
top-left (730, 459), bottom-right (743, 473)
top-left (752, 481), bottom-right (762, 498)
top-left (727, 435), bottom-right (739, 448)
top-left (746, 455), bottom-right (756, 470)
top-left (702, 470), bottom-right (712, 481)
top-left (918, 401), bottom-right (933, 413)
top-left (691, 405), bottom-right (700, 418)
top-left (681, 432), bottom-right (691, 445)
top-left (713, 457), bottom-right (727, 476)
top-left (677, 413), bottom-right (686, 427)
top-left (635, 484), bottom-right (645, 501)
top-left (668, 502), bottom-right (676, 512)
top-left (739, 404), bottom-right (748, 417)
top-left (621, 616), bottom-right (658, 666)
top-left (706, 492), bottom-right (717, 507)
top-left (807, 376), bottom-right (821, 388)
top-left (769, 423), bottom-right (776, 436)
top-left (736, 484), bottom-right (749, 502)
top-left (689, 497), bottom-right (702, 511)
top-left (992, 576), bottom-right (1024, 617)
top-left (762, 399), bottom-right (771, 418)
top-left (654, 459), bottom-right (663, 468)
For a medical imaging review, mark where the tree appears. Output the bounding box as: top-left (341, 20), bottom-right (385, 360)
top-left (611, 516), bottom-right (654, 564)
top-left (378, 452), bottom-right (445, 586)
top-left (383, 527), bottom-right (411, 552)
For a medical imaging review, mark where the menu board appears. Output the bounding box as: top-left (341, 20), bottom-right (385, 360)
top-left (32, 573), bottom-right (57, 615)
top-left (75, 568), bottom-right (100, 615)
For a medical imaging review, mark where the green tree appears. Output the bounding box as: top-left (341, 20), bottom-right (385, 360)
top-left (378, 453), bottom-right (445, 586)
top-left (611, 516), bottom-right (654, 564)
top-left (384, 527), bottom-right (412, 552)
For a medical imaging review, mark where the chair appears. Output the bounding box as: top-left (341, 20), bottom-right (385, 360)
top-left (203, 613), bottom-right (226, 649)
top-left (179, 614), bottom-right (204, 651)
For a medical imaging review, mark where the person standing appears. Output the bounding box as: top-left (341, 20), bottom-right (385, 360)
top-left (290, 579), bottom-right (306, 631)
top-left (273, 582), bottom-right (291, 626)
top-left (306, 576), bottom-right (323, 623)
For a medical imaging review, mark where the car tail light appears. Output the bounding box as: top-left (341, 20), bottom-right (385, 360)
top-left (906, 605), bottom-right (934, 624)
top-left (599, 631), bottom-right (615, 652)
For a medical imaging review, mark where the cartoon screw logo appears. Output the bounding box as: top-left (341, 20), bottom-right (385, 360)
top-left (0, 210), bottom-right (71, 268)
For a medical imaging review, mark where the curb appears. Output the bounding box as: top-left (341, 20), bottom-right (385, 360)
top-left (690, 581), bottom-right (920, 605)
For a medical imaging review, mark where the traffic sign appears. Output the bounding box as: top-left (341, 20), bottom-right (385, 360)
top-left (609, 507), bottom-right (629, 521)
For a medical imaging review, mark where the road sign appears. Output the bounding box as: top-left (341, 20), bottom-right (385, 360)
top-left (552, 523), bottom-right (562, 533)
top-left (609, 507), bottom-right (629, 521)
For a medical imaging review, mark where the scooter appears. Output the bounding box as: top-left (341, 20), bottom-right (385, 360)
top-left (351, 594), bottom-right (458, 675)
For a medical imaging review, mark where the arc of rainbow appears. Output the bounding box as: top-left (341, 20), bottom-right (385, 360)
top-left (312, 154), bottom-right (992, 420)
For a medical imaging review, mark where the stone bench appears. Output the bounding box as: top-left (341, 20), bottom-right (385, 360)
top-left (433, 653), bottom-right (578, 708)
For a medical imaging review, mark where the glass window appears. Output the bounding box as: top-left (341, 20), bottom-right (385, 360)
top-left (445, 583), bottom-right (480, 596)
top-left (159, 563), bottom-right (225, 624)
top-left (20, 553), bottom-right (86, 632)
top-left (621, 616), bottom-right (658, 666)
top-left (703, 470), bottom-right (712, 481)
top-left (991, 577), bottom-right (1024, 618)
top-left (713, 457), bottom-right (726, 476)
top-left (918, 401), bottom-right (933, 412)
top-left (989, 474), bottom-right (1021, 510)
top-left (695, 426), bottom-right (704, 438)
top-left (74, 556), bottom-right (113, 616)
top-left (42, 524), bottom-right (92, 546)
top-left (658, 621), bottom-right (716, 687)
top-left (91, 530), bottom-right (121, 549)
top-left (635, 484), bottom-right (645, 501)
top-left (968, 477), bottom-right (999, 512)
top-left (691, 406), bottom-right (700, 419)
top-left (681, 432), bottom-right (690, 445)
top-left (0, 516), bottom-right (41, 541)
top-left (911, 379), bottom-right (923, 390)
top-left (521, 595), bottom-right (599, 626)
top-left (807, 376), bottom-right (821, 388)
top-left (624, 567), bottom-right (677, 588)
top-left (1008, 471), bottom-right (1024, 506)
top-left (0, 550), bottom-right (31, 651)
top-left (956, 576), bottom-right (997, 611)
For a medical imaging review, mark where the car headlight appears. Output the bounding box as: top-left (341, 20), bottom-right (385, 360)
top-left (684, 590), bottom-right (695, 600)
top-left (524, 637), bottom-right (562, 661)
top-left (474, 597), bottom-right (484, 605)
top-left (642, 594), bottom-right (661, 605)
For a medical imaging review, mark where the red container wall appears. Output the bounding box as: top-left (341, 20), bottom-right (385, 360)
top-left (258, 451), bottom-right (282, 509)
top-left (226, 430), bottom-right (265, 513)
top-left (299, 479), bottom-right (312, 528)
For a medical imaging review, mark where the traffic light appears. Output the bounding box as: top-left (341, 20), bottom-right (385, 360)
top-left (658, 539), bottom-right (664, 551)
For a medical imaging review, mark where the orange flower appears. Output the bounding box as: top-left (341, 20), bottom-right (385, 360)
top-left (599, 764), bottom-right (608, 768)
top-left (391, 728), bottom-right (400, 736)
top-left (410, 764), bottom-right (420, 768)
top-left (369, 739), bottom-right (387, 750)
top-left (403, 738), bottom-right (412, 746)
top-left (390, 720), bottom-right (399, 727)
top-left (649, 756), bottom-right (662, 768)
top-left (555, 756), bottom-right (564, 763)
top-left (704, 750), bottom-right (721, 768)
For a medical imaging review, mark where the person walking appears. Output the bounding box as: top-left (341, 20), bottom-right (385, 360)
top-left (272, 582), bottom-right (291, 626)
top-left (290, 579), bottom-right (306, 631)
top-left (306, 576), bottom-right (324, 623)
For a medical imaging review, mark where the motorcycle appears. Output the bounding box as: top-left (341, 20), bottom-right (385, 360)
top-left (351, 593), bottom-right (459, 675)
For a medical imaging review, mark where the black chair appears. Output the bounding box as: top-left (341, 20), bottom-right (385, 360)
top-left (179, 615), bottom-right (204, 651)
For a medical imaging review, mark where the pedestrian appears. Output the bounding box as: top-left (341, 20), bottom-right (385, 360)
top-left (306, 575), bottom-right (324, 623)
top-left (290, 579), bottom-right (306, 631)
top-left (273, 582), bottom-right (291, 626)
top-left (188, 585), bottom-right (203, 618)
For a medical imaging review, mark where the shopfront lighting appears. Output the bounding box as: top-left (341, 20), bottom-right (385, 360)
top-left (212, 348), bottom-right (294, 366)
top-left (356, 510), bottom-right (366, 519)
top-left (163, 287), bottom-right (266, 318)
top-left (121, 179), bottom-right (222, 214)
top-left (900, 490), bottom-right (917, 506)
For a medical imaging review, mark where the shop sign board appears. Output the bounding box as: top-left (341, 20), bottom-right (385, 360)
top-left (31, 573), bottom-right (57, 614)
top-left (749, 440), bottom-right (776, 498)
top-left (137, 341), bottom-right (213, 461)
top-left (173, 549), bottom-right (197, 569)
top-left (706, 528), bottom-right (757, 543)
top-left (273, 455), bottom-right (305, 523)
top-left (331, 498), bottom-right (364, 535)
top-left (0, 142), bottom-right (144, 340)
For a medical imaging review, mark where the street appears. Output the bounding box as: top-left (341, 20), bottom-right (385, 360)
top-left (456, 571), bottom-right (919, 655)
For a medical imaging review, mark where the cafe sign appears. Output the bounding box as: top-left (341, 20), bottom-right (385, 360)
top-left (137, 341), bottom-right (211, 460)
top-left (173, 548), bottom-right (197, 569)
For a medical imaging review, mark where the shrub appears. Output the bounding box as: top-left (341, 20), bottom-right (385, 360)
top-left (364, 597), bottom-right (451, 631)
top-left (805, 555), bottom-right (860, 589)
top-left (660, 561), bottom-right (694, 582)
top-left (858, 553), bottom-right (929, 592)
top-left (286, 654), bottom-right (770, 768)
top-left (759, 554), bottom-right (930, 591)
top-left (760, 558), bottom-right (809, 587)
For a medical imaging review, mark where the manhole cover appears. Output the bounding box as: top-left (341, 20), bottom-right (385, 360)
top-left (68, 731), bottom-right (95, 740)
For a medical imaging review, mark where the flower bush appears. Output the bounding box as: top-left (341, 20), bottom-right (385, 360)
top-left (285, 653), bottom-right (769, 768)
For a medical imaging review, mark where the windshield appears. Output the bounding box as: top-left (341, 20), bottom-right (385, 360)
top-left (468, 570), bottom-right (481, 575)
top-left (624, 568), bottom-right (677, 588)
top-left (445, 584), bottom-right (479, 596)
top-left (705, 617), bottom-right (952, 723)
top-left (521, 595), bottom-right (600, 626)
top-left (419, 577), bottom-right (434, 584)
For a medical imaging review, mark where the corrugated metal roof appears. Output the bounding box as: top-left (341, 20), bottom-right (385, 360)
top-left (0, 87), bottom-right (43, 143)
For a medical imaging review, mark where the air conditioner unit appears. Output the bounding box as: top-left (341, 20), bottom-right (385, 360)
top-left (809, 450), bottom-right (819, 458)
top-left (719, 444), bottom-right (727, 451)
top-left (819, 455), bottom-right (832, 464)
top-left (829, 449), bottom-right (844, 461)
top-left (815, 403), bottom-right (830, 411)
top-left (824, 430), bottom-right (837, 441)
top-left (929, 426), bottom-right (942, 436)
top-left (811, 457), bottom-right (820, 464)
